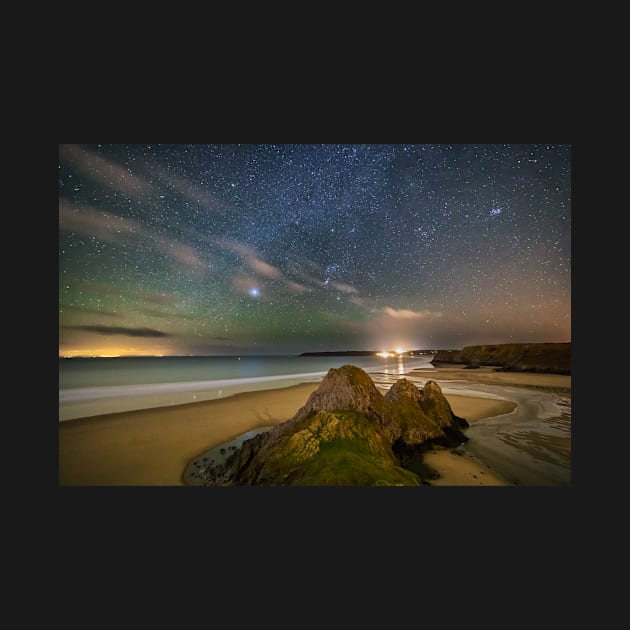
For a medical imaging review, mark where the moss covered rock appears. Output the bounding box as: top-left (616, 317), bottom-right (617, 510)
top-left (203, 365), bottom-right (468, 486)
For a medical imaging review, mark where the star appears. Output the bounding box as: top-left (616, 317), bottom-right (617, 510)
top-left (58, 143), bottom-right (570, 356)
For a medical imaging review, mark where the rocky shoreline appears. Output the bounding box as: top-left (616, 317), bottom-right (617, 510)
top-left (431, 342), bottom-right (570, 374)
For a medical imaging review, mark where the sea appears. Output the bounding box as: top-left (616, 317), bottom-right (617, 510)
top-left (59, 354), bottom-right (434, 421)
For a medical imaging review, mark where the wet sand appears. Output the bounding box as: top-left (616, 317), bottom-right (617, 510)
top-left (58, 368), bottom-right (529, 486)
top-left (419, 447), bottom-right (510, 486)
top-left (419, 392), bottom-right (517, 486)
top-left (413, 365), bottom-right (571, 391)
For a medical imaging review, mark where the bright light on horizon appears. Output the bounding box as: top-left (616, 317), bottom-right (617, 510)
top-left (59, 345), bottom-right (174, 358)
top-left (377, 348), bottom-right (409, 358)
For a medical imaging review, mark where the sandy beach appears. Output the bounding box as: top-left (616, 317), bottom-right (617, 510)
top-left (59, 382), bottom-right (320, 486)
top-left (58, 366), bottom-right (568, 486)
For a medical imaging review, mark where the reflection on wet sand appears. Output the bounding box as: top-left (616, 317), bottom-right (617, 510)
top-left (499, 426), bottom-right (571, 468)
top-left (463, 391), bottom-right (571, 486)
top-left (375, 365), bottom-right (572, 485)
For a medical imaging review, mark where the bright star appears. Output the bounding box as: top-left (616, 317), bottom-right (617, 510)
top-left (249, 287), bottom-right (260, 297)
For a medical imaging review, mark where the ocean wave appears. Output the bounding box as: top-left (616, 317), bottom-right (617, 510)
top-left (59, 370), bottom-right (330, 402)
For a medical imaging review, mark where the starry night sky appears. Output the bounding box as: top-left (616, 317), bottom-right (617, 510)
top-left (58, 144), bottom-right (571, 357)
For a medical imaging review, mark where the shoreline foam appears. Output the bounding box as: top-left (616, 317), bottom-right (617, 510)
top-left (59, 359), bottom-right (435, 421)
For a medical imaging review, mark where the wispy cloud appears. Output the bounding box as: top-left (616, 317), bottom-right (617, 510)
top-left (349, 296), bottom-right (367, 308)
top-left (59, 144), bottom-right (155, 199)
top-left (232, 273), bottom-right (260, 295)
top-left (154, 169), bottom-right (228, 214)
top-left (284, 255), bottom-right (359, 296)
top-left (75, 282), bottom-right (123, 297)
top-left (284, 258), bottom-right (327, 287)
top-left (59, 304), bottom-right (121, 318)
top-left (220, 239), bottom-right (308, 294)
top-left (76, 283), bottom-right (180, 307)
top-left (286, 281), bottom-right (309, 295)
top-left (384, 307), bottom-right (439, 319)
top-left (59, 201), bottom-right (141, 244)
top-left (249, 257), bottom-right (284, 280)
top-left (64, 325), bottom-right (172, 338)
top-left (59, 200), bottom-right (205, 272)
top-left (154, 240), bottom-right (204, 269)
top-left (220, 240), bottom-right (283, 279)
top-left (136, 307), bottom-right (190, 320)
top-left (140, 292), bottom-right (178, 305)
top-left (331, 281), bottom-right (359, 294)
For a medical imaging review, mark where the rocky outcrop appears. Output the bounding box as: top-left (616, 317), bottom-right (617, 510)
top-left (431, 342), bottom-right (570, 374)
top-left (292, 364), bottom-right (389, 423)
top-left (431, 349), bottom-right (464, 364)
top-left (198, 365), bottom-right (468, 486)
top-left (384, 378), bottom-right (469, 465)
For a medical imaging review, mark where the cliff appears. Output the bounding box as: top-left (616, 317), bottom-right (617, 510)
top-left (431, 342), bottom-right (571, 374)
top-left (197, 365), bottom-right (468, 486)
top-left (431, 349), bottom-right (464, 364)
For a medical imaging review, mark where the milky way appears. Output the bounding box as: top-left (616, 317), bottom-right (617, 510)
top-left (58, 144), bottom-right (571, 356)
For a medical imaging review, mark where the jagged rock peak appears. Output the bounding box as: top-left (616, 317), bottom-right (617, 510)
top-left (418, 379), bottom-right (469, 429)
top-left (423, 380), bottom-right (447, 396)
top-left (384, 378), bottom-right (423, 403)
top-left (292, 364), bottom-right (386, 422)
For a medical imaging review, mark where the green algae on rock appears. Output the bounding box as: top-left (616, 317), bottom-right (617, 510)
top-left (193, 365), bottom-right (469, 486)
